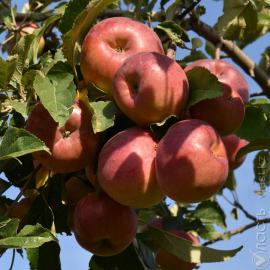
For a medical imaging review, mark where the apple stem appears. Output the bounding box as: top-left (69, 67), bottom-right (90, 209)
top-left (215, 40), bottom-right (222, 60)
top-left (167, 42), bottom-right (177, 61)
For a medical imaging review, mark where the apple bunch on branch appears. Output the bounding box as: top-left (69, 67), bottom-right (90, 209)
top-left (0, 0), bottom-right (270, 269)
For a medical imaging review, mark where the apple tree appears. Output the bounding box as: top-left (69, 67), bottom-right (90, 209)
top-left (0, 0), bottom-right (270, 269)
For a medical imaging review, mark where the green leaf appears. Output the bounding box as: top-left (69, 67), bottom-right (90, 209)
top-left (26, 241), bottom-right (61, 270)
top-left (30, 13), bottom-right (63, 64)
top-left (191, 37), bottom-right (203, 50)
top-left (21, 70), bottom-right (39, 89)
top-left (150, 115), bottom-right (179, 138)
top-left (185, 67), bottom-right (223, 109)
top-left (235, 107), bottom-right (270, 141)
top-left (62, 0), bottom-right (116, 68)
top-left (247, 98), bottom-right (270, 117)
top-left (0, 55), bottom-right (18, 92)
top-left (259, 46), bottom-right (270, 76)
top-left (135, 237), bottom-right (159, 269)
top-left (0, 223), bottom-right (58, 249)
top-left (11, 34), bottom-right (36, 87)
top-left (236, 138), bottom-right (270, 162)
top-left (157, 21), bottom-right (189, 43)
top-left (222, 231), bottom-right (231, 241)
top-left (39, 52), bottom-right (55, 75)
top-left (218, 0), bottom-right (258, 40)
top-left (148, 225), bottom-right (242, 263)
top-left (198, 224), bottom-right (221, 241)
top-left (87, 82), bottom-right (107, 102)
top-left (231, 208), bottom-right (239, 220)
top-left (0, 127), bottom-right (51, 162)
top-left (205, 40), bottom-right (216, 58)
top-left (33, 71), bottom-right (75, 127)
top-left (8, 100), bottom-right (28, 118)
top-left (0, 217), bottom-right (19, 239)
top-left (165, 0), bottom-right (180, 21)
top-left (263, 0), bottom-right (270, 5)
top-left (3, 154), bottom-right (35, 188)
top-left (192, 200), bottom-right (227, 230)
top-left (90, 101), bottom-right (118, 133)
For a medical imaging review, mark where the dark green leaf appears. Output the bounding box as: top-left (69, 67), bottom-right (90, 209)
top-left (192, 200), bottom-right (227, 229)
top-left (0, 127), bottom-right (51, 162)
top-left (198, 224), bottom-right (221, 241)
top-left (231, 208), bottom-right (239, 220)
top-left (185, 67), bottom-right (223, 109)
top-left (235, 107), bottom-right (270, 141)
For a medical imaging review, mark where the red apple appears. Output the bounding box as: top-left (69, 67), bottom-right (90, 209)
top-left (65, 176), bottom-right (95, 231)
top-left (113, 52), bottom-right (189, 126)
top-left (6, 22), bottom-right (45, 56)
top-left (98, 127), bottom-right (165, 208)
top-left (25, 98), bottom-right (101, 173)
top-left (184, 59), bottom-right (250, 102)
top-left (141, 218), bottom-right (199, 270)
top-left (80, 17), bottom-right (164, 100)
top-left (222, 134), bottom-right (249, 171)
top-left (73, 191), bottom-right (138, 256)
top-left (155, 119), bottom-right (229, 203)
top-left (189, 83), bottom-right (245, 136)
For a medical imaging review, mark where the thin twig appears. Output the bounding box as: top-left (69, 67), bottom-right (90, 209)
top-left (203, 218), bottom-right (270, 246)
top-left (178, 0), bottom-right (201, 22)
top-left (215, 41), bottom-right (223, 60)
top-left (250, 92), bottom-right (265, 98)
top-left (5, 163), bottom-right (42, 217)
top-left (234, 202), bottom-right (257, 221)
top-left (0, 0), bottom-right (10, 9)
top-left (9, 250), bottom-right (15, 270)
top-left (221, 194), bottom-right (234, 206)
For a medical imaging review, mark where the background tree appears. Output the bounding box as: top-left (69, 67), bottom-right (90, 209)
top-left (0, 0), bottom-right (270, 269)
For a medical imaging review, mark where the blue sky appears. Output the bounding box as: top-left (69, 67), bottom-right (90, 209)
top-left (1, 0), bottom-right (270, 269)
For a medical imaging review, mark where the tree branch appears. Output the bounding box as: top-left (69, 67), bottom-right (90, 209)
top-left (178, 0), bottom-right (201, 22)
top-left (184, 16), bottom-right (270, 99)
top-left (203, 218), bottom-right (270, 246)
top-left (0, 0), bottom-right (10, 9)
top-left (250, 92), bottom-right (265, 98)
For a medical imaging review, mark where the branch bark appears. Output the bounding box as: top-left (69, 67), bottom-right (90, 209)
top-left (203, 218), bottom-right (270, 246)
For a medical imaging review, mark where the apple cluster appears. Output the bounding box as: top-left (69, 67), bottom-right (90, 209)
top-left (24, 17), bottom-right (250, 265)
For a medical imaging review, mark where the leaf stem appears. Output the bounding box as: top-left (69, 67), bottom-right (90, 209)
top-left (9, 249), bottom-right (15, 270)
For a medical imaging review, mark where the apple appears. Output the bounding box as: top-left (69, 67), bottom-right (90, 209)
top-left (25, 98), bottom-right (101, 173)
top-left (141, 218), bottom-right (199, 270)
top-left (189, 82), bottom-right (245, 136)
top-left (80, 17), bottom-right (164, 100)
top-left (6, 22), bottom-right (45, 56)
top-left (222, 134), bottom-right (249, 171)
top-left (184, 59), bottom-right (250, 102)
top-left (155, 119), bottom-right (229, 203)
top-left (98, 127), bottom-right (165, 208)
top-left (9, 198), bottom-right (35, 227)
top-left (65, 176), bottom-right (95, 231)
top-left (113, 52), bottom-right (189, 126)
top-left (73, 191), bottom-right (138, 256)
